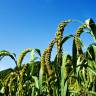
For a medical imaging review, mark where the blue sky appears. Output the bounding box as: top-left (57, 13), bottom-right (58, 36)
top-left (0, 0), bottom-right (96, 70)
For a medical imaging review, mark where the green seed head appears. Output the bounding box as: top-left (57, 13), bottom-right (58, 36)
top-left (74, 24), bottom-right (87, 55)
top-left (56, 20), bottom-right (72, 62)
top-left (17, 48), bottom-right (32, 68)
top-left (45, 39), bottom-right (55, 75)
top-left (41, 48), bottom-right (47, 66)
top-left (76, 24), bottom-right (87, 37)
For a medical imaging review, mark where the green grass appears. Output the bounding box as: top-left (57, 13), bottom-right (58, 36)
top-left (0, 18), bottom-right (96, 96)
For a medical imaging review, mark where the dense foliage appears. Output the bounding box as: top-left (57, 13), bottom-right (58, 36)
top-left (0, 18), bottom-right (96, 96)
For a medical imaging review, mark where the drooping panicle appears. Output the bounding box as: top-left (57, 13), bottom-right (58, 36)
top-left (40, 48), bottom-right (47, 68)
top-left (56, 19), bottom-right (72, 65)
top-left (74, 24), bottom-right (87, 55)
top-left (17, 48), bottom-right (32, 68)
top-left (45, 38), bottom-right (56, 76)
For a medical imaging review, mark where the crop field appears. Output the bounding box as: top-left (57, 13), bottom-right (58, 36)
top-left (0, 18), bottom-right (96, 96)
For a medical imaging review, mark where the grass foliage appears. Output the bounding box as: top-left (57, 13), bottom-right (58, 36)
top-left (0, 18), bottom-right (96, 96)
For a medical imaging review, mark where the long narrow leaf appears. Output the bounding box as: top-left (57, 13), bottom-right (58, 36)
top-left (61, 54), bottom-right (67, 96)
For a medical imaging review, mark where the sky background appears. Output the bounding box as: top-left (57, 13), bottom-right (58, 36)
top-left (0, 0), bottom-right (96, 70)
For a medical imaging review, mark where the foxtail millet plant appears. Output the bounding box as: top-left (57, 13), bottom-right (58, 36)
top-left (39, 48), bottom-right (48, 94)
top-left (45, 38), bottom-right (56, 76)
top-left (74, 24), bottom-right (87, 56)
top-left (17, 48), bottom-right (33, 68)
top-left (56, 19), bottom-right (72, 66)
top-left (0, 18), bottom-right (96, 96)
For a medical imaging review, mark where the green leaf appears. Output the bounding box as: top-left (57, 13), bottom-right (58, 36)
top-left (35, 49), bottom-right (41, 57)
top-left (85, 18), bottom-right (96, 42)
top-left (88, 65), bottom-right (96, 76)
top-left (61, 35), bottom-right (74, 46)
top-left (88, 91), bottom-right (96, 95)
top-left (61, 54), bottom-right (68, 96)
top-left (0, 50), bottom-right (17, 65)
top-left (72, 39), bottom-right (77, 75)
top-left (38, 67), bottom-right (44, 94)
top-left (32, 76), bottom-right (39, 89)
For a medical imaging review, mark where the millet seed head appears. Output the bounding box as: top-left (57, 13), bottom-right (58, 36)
top-left (17, 48), bottom-right (32, 68)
